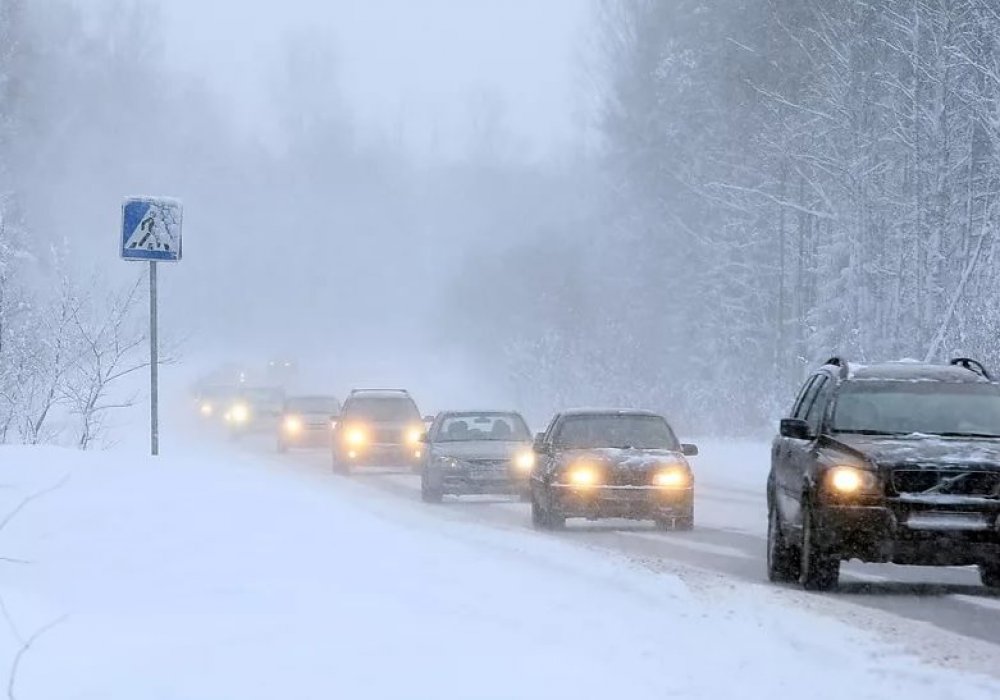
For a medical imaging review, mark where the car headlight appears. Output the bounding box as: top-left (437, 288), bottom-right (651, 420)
top-left (284, 416), bottom-right (303, 434)
top-left (514, 450), bottom-right (536, 472)
top-left (199, 402), bottom-right (213, 417)
top-left (345, 427), bottom-right (368, 447)
top-left (825, 466), bottom-right (877, 495)
top-left (230, 403), bottom-right (249, 423)
top-left (652, 465), bottom-right (691, 488)
top-left (566, 463), bottom-right (599, 487)
top-left (405, 427), bottom-right (424, 446)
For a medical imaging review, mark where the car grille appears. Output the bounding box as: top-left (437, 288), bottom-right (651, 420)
top-left (891, 469), bottom-right (1000, 498)
top-left (466, 459), bottom-right (509, 470)
top-left (372, 426), bottom-right (403, 444)
top-left (608, 469), bottom-right (652, 487)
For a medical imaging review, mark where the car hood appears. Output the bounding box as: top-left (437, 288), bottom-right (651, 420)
top-left (432, 441), bottom-right (529, 460)
top-left (823, 434), bottom-right (1000, 469)
top-left (557, 447), bottom-right (688, 470)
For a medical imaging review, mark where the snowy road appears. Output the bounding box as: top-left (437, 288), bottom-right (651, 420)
top-left (273, 440), bottom-right (1000, 650)
top-left (6, 435), bottom-right (1000, 698)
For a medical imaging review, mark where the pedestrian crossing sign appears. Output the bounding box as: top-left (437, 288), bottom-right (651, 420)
top-left (121, 197), bottom-right (183, 262)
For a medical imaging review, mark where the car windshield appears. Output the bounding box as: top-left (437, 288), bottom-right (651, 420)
top-left (241, 388), bottom-right (285, 408)
top-left (832, 382), bottom-right (1000, 437)
top-left (343, 397), bottom-right (420, 422)
top-left (435, 413), bottom-right (530, 442)
top-left (287, 397), bottom-right (340, 414)
top-left (555, 415), bottom-right (679, 450)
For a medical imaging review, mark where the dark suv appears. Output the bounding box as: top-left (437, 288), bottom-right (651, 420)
top-left (768, 357), bottom-right (1000, 591)
top-left (332, 389), bottom-right (426, 473)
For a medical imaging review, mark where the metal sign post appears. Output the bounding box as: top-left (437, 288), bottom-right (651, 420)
top-left (121, 196), bottom-right (182, 456)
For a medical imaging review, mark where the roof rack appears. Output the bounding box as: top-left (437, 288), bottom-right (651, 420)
top-left (822, 356), bottom-right (849, 378)
top-left (949, 357), bottom-right (992, 380)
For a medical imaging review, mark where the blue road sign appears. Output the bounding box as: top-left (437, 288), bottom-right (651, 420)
top-left (121, 197), bottom-right (183, 262)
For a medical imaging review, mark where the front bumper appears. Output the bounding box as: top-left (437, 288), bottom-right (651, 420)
top-left (337, 443), bottom-right (423, 466)
top-left (433, 469), bottom-right (530, 496)
top-left (281, 427), bottom-right (331, 448)
top-left (814, 497), bottom-right (1000, 566)
top-left (551, 485), bottom-right (693, 520)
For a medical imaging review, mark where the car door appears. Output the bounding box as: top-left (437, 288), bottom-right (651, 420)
top-left (774, 375), bottom-right (821, 524)
top-left (783, 375), bottom-right (831, 529)
top-left (532, 414), bottom-right (561, 506)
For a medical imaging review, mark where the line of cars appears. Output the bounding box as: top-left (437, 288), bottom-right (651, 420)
top-left (194, 384), bottom-right (700, 533)
top-left (195, 355), bottom-right (1000, 592)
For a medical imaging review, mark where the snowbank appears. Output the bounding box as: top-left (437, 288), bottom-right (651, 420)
top-left (1, 442), bottom-right (997, 699)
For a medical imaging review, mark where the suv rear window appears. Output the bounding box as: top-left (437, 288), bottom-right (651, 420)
top-left (342, 396), bottom-right (420, 422)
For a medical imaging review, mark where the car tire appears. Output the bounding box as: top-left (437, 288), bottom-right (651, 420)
top-left (531, 491), bottom-right (563, 530)
top-left (332, 453), bottom-right (350, 476)
top-left (800, 500), bottom-right (839, 591)
top-left (421, 474), bottom-right (443, 504)
top-left (980, 563), bottom-right (1000, 590)
top-left (767, 501), bottom-right (801, 583)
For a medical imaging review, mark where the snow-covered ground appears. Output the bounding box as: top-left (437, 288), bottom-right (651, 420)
top-left (2, 439), bottom-right (1000, 699)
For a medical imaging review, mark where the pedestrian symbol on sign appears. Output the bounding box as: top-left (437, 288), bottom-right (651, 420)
top-left (121, 197), bottom-right (182, 262)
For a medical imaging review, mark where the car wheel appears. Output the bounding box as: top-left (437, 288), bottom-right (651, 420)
top-left (421, 475), bottom-right (443, 504)
top-left (531, 494), bottom-right (548, 529)
top-left (800, 500), bottom-right (839, 591)
top-left (980, 563), bottom-right (1000, 590)
top-left (332, 453), bottom-right (350, 476)
top-left (767, 501), bottom-right (801, 583)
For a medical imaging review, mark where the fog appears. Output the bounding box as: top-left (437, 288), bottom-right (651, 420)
top-left (6, 0), bottom-right (1000, 445)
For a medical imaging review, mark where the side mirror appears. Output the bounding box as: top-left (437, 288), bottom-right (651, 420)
top-left (419, 432), bottom-right (430, 444)
top-left (780, 418), bottom-right (813, 440)
top-left (533, 432), bottom-right (548, 453)
top-left (681, 443), bottom-right (699, 457)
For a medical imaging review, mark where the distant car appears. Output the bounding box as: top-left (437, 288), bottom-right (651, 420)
top-left (530, 409), bottom-right (697, 531)
top-left (332, 389), bottom-right (427, 473)
top-left (768, 357), bottom-right (1000, 592)
top-left (224, 386), bottom-right (286, 438)
top-left (194, 384), bottom-right (238, 421)
top-left (277, 395), bottom-right (341, 453)
top-left (420, 411), bottom-right (535, 503)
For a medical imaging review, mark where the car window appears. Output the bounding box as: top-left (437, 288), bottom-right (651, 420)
top-left (286, 397), bottom-right (340, 414)
top-left (434, 413), bottom-right (530, 442)
top-left (342, 397), bottom-right (420, 422)
top-left (553, 414), bottom-right (679, 450)
top-left (791, 376), bottom-right (820, 420)
top-left (804, 377), bottom-right (832, 433)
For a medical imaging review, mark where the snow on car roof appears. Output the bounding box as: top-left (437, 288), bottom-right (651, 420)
top-left (560, 408), bottom-right (665, 418)
top-left (846, 362), bottom-right (989, 383)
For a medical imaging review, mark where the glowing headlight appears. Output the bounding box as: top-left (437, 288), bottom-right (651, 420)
top-left (405, 427), bottom-right (424, 446)
top-left (345, 427), bottom-right (368, 447)
top-left (284, 416), bottom-right (303, 434)
top-left (230, 403), bottom-right (250, 423)
top-left (199, 402), bottom-right (213, 417)
top-left (514, 450), bottom-right (536, 472)
top-left (652, 466), bottom-right (690, 488)
top-left (826, 466), bottom-right (876, 494)
top-left (567, 465), bottom-right (599, 487)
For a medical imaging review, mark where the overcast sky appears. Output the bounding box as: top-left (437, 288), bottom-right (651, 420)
top-left (157, 0), bottom-right (591, 159)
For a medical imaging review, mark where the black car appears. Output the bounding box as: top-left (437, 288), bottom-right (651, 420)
top-left (420, 411), bottom-right (535, 503)
top-left (332, 389), bottom-right (427, 473)
top-left (277, 395), bottom-right (341, 453)
top-left (768, 357), bottom-right (1000, 591)
top-left (530, 409), bottom-right (697, 530)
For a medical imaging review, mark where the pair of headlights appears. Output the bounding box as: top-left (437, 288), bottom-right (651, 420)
top-left (563, 463), bottom-right (691, 488)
